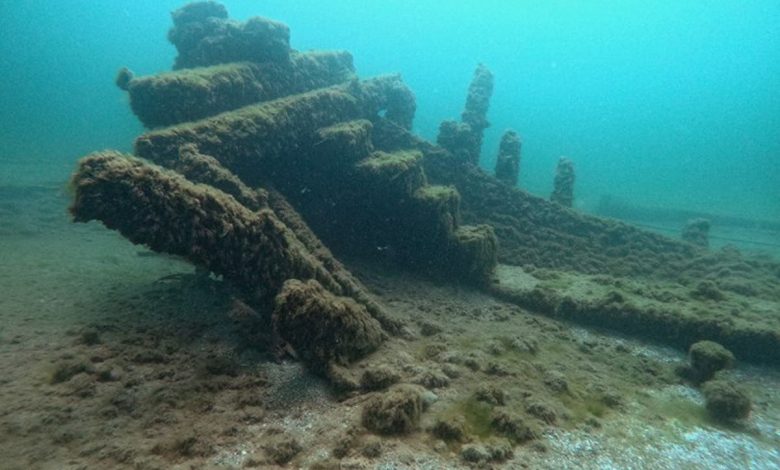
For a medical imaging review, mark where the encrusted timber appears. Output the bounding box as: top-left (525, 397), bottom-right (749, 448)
top-left (368, 118), bottom-right (700, 278)
top-left (406, 187), bottom-right (497, 284)
top-left (411, 185), bottom-right (461, 244)
top-left (354, 150), bottom-right (459, 246)
top-left (353, 150), bottom-right (438, 249)
top-left (313, 119), bottom-right (375, 169)
top-left (135, 76), bottom-right (411, 186)
top-left (69, 151), bottom-right (344, 304)
top-left (273, 279), bottom-right (385, 375)
top-left (351, 74), bottom-right (416, 130)
top-left (148, 144), bottom-right (402, 333)
top-left (126, 51), bottom-right (356, 128)
top-left (490, 283), bottom-right (780, 366)
top-left (266, 188), bottom-right (401, 333)
top-left (414, 135), bottom-right (698, 276)
top-left (436, 64), bottom-right (494, 165)
top-left (355, 149), bottom-right (428, 200)
top-left (169, 143), bottom-right (268, 210)
top-left (353, 149), bottom-right (497, 283)
top-left (133, 76), bottom-right (493, 283)
top-left (169, 4), bottom-right (291, 69)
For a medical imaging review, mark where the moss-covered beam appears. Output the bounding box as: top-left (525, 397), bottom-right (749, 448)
top-left (134, 77), bottom-right (413, 185)
top-left (265, 188), bottom-right (403, 334)
top-left (410, 185), bottom-right (461, 245)
top-left (449, 224), bottom-right (499, 284)
top-left (355, 150), bottom-right (427, 199)
top-left (134, 86), bottom-right (362, 185)
top-left (124, 51), bottom-right (356, 128)
top-left (489, 267), bottom-right (780, 366)
top-left (167, 143), bottom-right (268, 210)
top-left (69, 151), bottom-right (343, 303)
top-left (313, 119), bottom-right (374, 168)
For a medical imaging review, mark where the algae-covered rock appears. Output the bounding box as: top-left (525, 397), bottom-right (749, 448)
top-left (474, 385), bottom-right (507, 406)
top-left (360, 365), bottom-right (401, 391)
top-left (690, 280), bottom-right (725, 301)
top-left (360, 436), bottom-right (383, 458)
top-left (263, 435), bottom-right (302, 465)
top-left (412, 368), bottom-right (451, 389)
top-left (678, 340), bottom-right (738, 384)
top-left (702, 379), bottom-right (751, 422)
top-left (273, 279), bottom-right (385, 373)
top-left (689, 340), bottom-right (735, 382)
top-left (460, 440), bottom-right (513, 464)
top-left (491, 410), bottom-right (538, 443)
top-left (50, 359), bottom-right (93, 385)
top-left (542, 370), bottom-right (570, 393)
top-left (525, 400), bottom-right (558, 425)
top-left (362, 384), bottom-right (425, 434)
top-left (430, 416), bottom-right (467, 442)
top-left (460, 439), bottom-right (514, 468)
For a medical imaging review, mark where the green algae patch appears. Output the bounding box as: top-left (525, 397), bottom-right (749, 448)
top-left (653, 393), bottom-right (710, 428)
top-left (456, 397), bottom-right (495, 439)
top-left (560, 393), bottom-right (609, 421)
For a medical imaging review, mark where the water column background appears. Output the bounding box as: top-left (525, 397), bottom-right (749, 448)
top-left (1, 0), bottom-right (778, 220)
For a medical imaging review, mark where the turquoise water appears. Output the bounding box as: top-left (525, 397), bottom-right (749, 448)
top-left (1, 0), bottom-right (778, 217)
